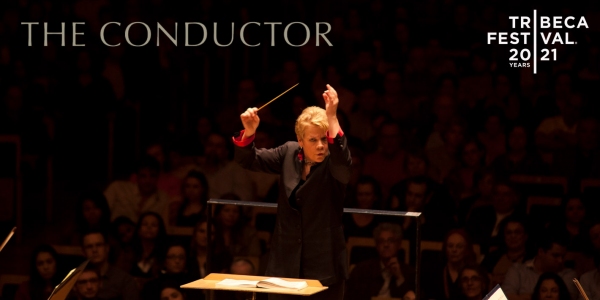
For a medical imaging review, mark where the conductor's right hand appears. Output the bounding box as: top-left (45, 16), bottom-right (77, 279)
top-left (240, 107), bottom-right (259, 137)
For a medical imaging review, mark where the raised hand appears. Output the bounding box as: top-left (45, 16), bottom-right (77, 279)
top-left (322, 84), bottom-right (339, 118)
top-left (240, 107), bottom-right (259, 137)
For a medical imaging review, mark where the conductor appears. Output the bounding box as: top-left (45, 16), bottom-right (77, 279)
top-left (232, 84), bottom-right (351, 299)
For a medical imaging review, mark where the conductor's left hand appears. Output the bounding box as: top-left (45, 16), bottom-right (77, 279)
top-left (322, 84), bottom-right (339, 118)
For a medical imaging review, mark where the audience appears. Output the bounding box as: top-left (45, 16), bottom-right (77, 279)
top-left (196, 133), bottom-right (254, 201)
top-left (214, 204), bottom-right (261, 257)
top-left (130, 212), bottom-right (168, 279)
top-left (530, 272), bottom-right (572, 300)
top-left (159, 283), bottom-right (187, 300)
top-left (62, 192), bottom-right (112, 245)
top-left (15, 245), bottom-right (63, 300)
top-left (466, 180), bottom-right (525, 253)
top-left (70, 266), bottom-right (105, 300)
top-left (81, 230), bottom-right (139, 300)
top-left (104, 156), bottom-right (169, 223)
top-left (7, 2), bottom-right (600, 300)
top-left (457, 264), bottom-right (490, 300)
top-left (491, 124), bottom-right (547, 177)
top-left (343, 176), bottom-right (385, 240)
top-left (363, 121), bottom-right (408, 199)
top-left (481, 216), bottom-right (534, 287)
top-left (346, 223), bottom-right (415, 300)
top-left (422, 229), bottom-right (477, 300)
top-left (170, 170), bottom-right (209, 227)
top-left (141, 242), bottom-right (202, 300)
top-left (188, 218), bottom-right (232, 279)
top-left (502, 233), bottom-right (578, 300)
top-left (578, 251), bottom-right (600, 300)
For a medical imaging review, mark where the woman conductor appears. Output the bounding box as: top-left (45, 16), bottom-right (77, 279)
top-left (232, 84), bottom-right (351, 299)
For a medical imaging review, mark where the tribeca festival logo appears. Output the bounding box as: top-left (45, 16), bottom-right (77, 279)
top-left (487, 10), bottom-right (588, 73)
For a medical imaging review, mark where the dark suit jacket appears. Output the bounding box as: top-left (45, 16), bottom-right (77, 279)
top-left (465, 205), bottom-right (525, 253)
top-left (234, 132), bottom-right (352, 286)
top-left (345, 257), bottom-right (415, 300)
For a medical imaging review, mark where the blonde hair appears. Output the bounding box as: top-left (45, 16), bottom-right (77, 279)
top-left (295, 106), bottom-right (328, 139)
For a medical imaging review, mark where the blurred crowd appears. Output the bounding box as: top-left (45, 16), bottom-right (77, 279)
top-left (2, 0), bottom-right (600, 300)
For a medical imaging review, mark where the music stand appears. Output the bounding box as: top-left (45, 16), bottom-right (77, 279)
top-left (181, 273), bottom-right (328, 300)
top-left (47, 260), bottom-right (90, 300)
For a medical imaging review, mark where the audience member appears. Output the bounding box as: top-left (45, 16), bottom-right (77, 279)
top-left (427, 117), bottom-right (466, 181)
top-left (70, 266), bottom-right (106, 300)
top-left (530, 272), bottom-right (572, 300)
top-left (141, 242), bottom-right (202, 300)
top-left (481, 216), bottom-right (534, 287)
top-left (62, 191), bottom-right (112, 245)
top-left (502, 233), bottom-right (578, 300)
top-left (345, 223), bottom-right (415, 300)
top-left (130, 212), bottom-right (168, 279)
top-left (343, 176), bottom-right (386, 240)
top-left (159, 283), bottom-right (186, 300)
top-left (466, 180), bottom-right (525, 253)
top-left (491, 124), bottom-right (547, 177)
top-left (552, 117), bottom-right (600, 185)
top-left (363, 121), bottom-right (408, 199)
top-left (477, 108), bottom-right (507, 165)
top-left (170, 170), bottom-right (209, 226)
top-left (196, 133), bottom-right (254, 201)
top-left (457, 264), bottom-right (490, 300)
top-left (403, 147), bottom-right (442, 183)
top-left (80, 230), bottom-right (139, 300)
top-left (389, 176), bottom-right (455, 241)
top-left (110, 216), bottom-right (136, 271)
top-left (215, 258), bottom-right (257, 300)
top-left (15, 245), bottom-right (63, 300)
top-left (445, 139), bottom-right (486, 205)
top-left (422, 229), bottom-right (477, 300)
top-left (456, 168), bottom-right (496, 226)
top-left (214, 204), bottom-right (261, 257)
top-left (131, 142), bottom-right (183, 200)
top-left (104, 156), bottom-right (169, 223)
top-left (425, 95), bottom-right (457, 149)
top-left (188, 218), bottom-right (232, 279)
top-left (578, 251), bottom-right (600, 300)
top-left (547, 198), bottom-right (589, 254)
top-left (535, 93), bottom-right (582, 152)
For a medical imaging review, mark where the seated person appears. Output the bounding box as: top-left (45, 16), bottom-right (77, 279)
top-left (130, 212), bottom-right (168, 279)
top-left (215, 258), bottom-right (256, 300)
top-left (343, 176), bottom-right (386, 240)
top-left (141, 242), bottom-right (203, 300)
top-left (457, 264), bottom-right (491, 300)
top-left (578, 250), bottom-right (600, 300)
top-left (70, 266), bottom-right (108, 300)
top-left (481, 216), bottom-right (535, 287)
top-left (170, 170), bottom-right (209, 227)
top-left (104, 156), bottom-right (169, 223)
top-left (502, 233), bottom-right (578, 300)
top-left (188, 218), bottom-right (232, 279)
top-left (16, 245), bottom-right (64, 300)
top-left (159, 282), bottom-right (186, 300)
top-left (422, 229), bottom-right (477, 300)
top-left (389, 176), bottom-right (455, 242)
top-left (81, 230), bottom-right (139, 300)
top-left (466, 180), bottom-right (525, 254)
top-left (214, 204), bottom-right (261, 257)
top-left (62, 192), bottom-right (112, 245)
top-left (345, 223), bottom-right (415, 300)
top-left (530, 272), bottom-right (572, 300)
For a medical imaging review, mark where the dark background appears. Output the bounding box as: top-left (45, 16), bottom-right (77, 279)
top-left (1, 0), bottom-right (600, 298)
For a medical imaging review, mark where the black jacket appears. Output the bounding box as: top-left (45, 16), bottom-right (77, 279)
top-left (345, 257), bottom-right (415, 300)
top-left (234, 132), bottom-right (352, 286)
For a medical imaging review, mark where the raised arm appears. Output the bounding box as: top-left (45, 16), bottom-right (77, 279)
top-left (232, 107), bottom-right (286, 174)
top-left (323, 84), bottom-right (352, 183)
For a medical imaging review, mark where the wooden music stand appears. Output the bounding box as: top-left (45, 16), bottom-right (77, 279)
top-left (181, 273), bottom-right (328, 299)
